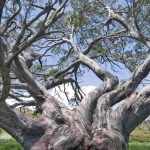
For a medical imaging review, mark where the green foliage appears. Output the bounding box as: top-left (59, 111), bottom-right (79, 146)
top-left (0, 139), bottom-right (23, 150)
top-left (49, 69), bottom-right (59, 75)
top-left (64, 0), bottom-right (150, 73)
top-left (35, 12), bottom-right (55, 29)
top-left (32, 65), bottom-right (49, 72)
top-left (35, 20), bottom-right (43, 29)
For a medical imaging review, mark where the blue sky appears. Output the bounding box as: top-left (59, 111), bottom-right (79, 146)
top-left (79, 62), bottom-right (131, 86)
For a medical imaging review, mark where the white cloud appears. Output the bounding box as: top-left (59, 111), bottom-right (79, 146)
top-left (50, 84), bottom-right (96, 109)
top-left (6, 97), bottom-right (35, 111)
top-left (6, 84), bottom-right (97, 110)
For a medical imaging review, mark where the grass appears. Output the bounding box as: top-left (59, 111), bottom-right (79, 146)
top-left (129, 130), bottom-right (150, 150)
top-left (129, 142), bottom-right (150, 150)
top-left (0, 129), bottom-right (23, 150)
top-left (0, 139), bottom-right (23, 150)
top-left (0, 140), bottom-right (150, 150)
top-left (0, 139), bottom-right (149, 150)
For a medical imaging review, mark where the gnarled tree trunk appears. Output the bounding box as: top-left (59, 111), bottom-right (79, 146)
top-left (24, 99), bottom-right (128, 150)
top-left (0, 29), bottom-right (150, 150)
top-left (0, 1), bottom-right (150, 150)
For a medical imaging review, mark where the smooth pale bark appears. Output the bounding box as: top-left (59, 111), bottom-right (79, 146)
top-left (0, 42), bottom-right (149, 150)
top-left (0, 1), bottom-right (150, 150)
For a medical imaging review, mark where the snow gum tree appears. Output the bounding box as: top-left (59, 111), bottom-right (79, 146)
top-left (0, 0), bottom-right (150, 149)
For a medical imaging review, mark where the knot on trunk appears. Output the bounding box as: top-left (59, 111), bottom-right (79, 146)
top-left (89, 129), bottom-right (127, 150)
top-left (31, 124), bottom-right (85, 150)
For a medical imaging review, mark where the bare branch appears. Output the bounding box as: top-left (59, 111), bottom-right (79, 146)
top-left (83, 37), bottom-right (102, 55)
top-left (0, 36), bottom-right (10, 100)
top-left (0, 0), bottom-right (6, 24)
top-left (74, 54), bottom-right (118, 132)
top-left (1, 2), bottom-right (21, 34)
top-left (6, 1), bottom-right (68, 66)
top-left (45, 77), bottom-right (79, 90)
top-left (83, 30), bottom-right (127, 55)
top-left (10, 100), bottom-right (36, 108)
top-left (0, 101), bottom-right (27, 142)
top-left (61, 33), bottom-right (119, 132)
top-left (10, 83), bottom-right (28, 90)
top-left (98, 53), bottom-right (150, 109)
top-left (118, 86), bottom-right (150, 137)
top-left (52, 60), bottom-right (80, 79)
top-left (104, 7), bottom-right (150, 48)
top-left (26, 4), bottom-right (53, 27)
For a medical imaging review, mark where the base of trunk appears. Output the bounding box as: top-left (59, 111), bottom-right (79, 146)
top-left (23, 124), bottom-right (128, 150)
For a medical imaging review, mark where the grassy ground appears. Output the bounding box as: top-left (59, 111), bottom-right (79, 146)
top-left (129, 142), bottom-right (150, 150)
top-left (0, 139), bottom-right (150, 150)
top-left (0, 139), bottom-right (23, 150)
top-left (129, 130), bottom-right (150, 150)
top-left (0, 129), bottom-right (23, 150)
